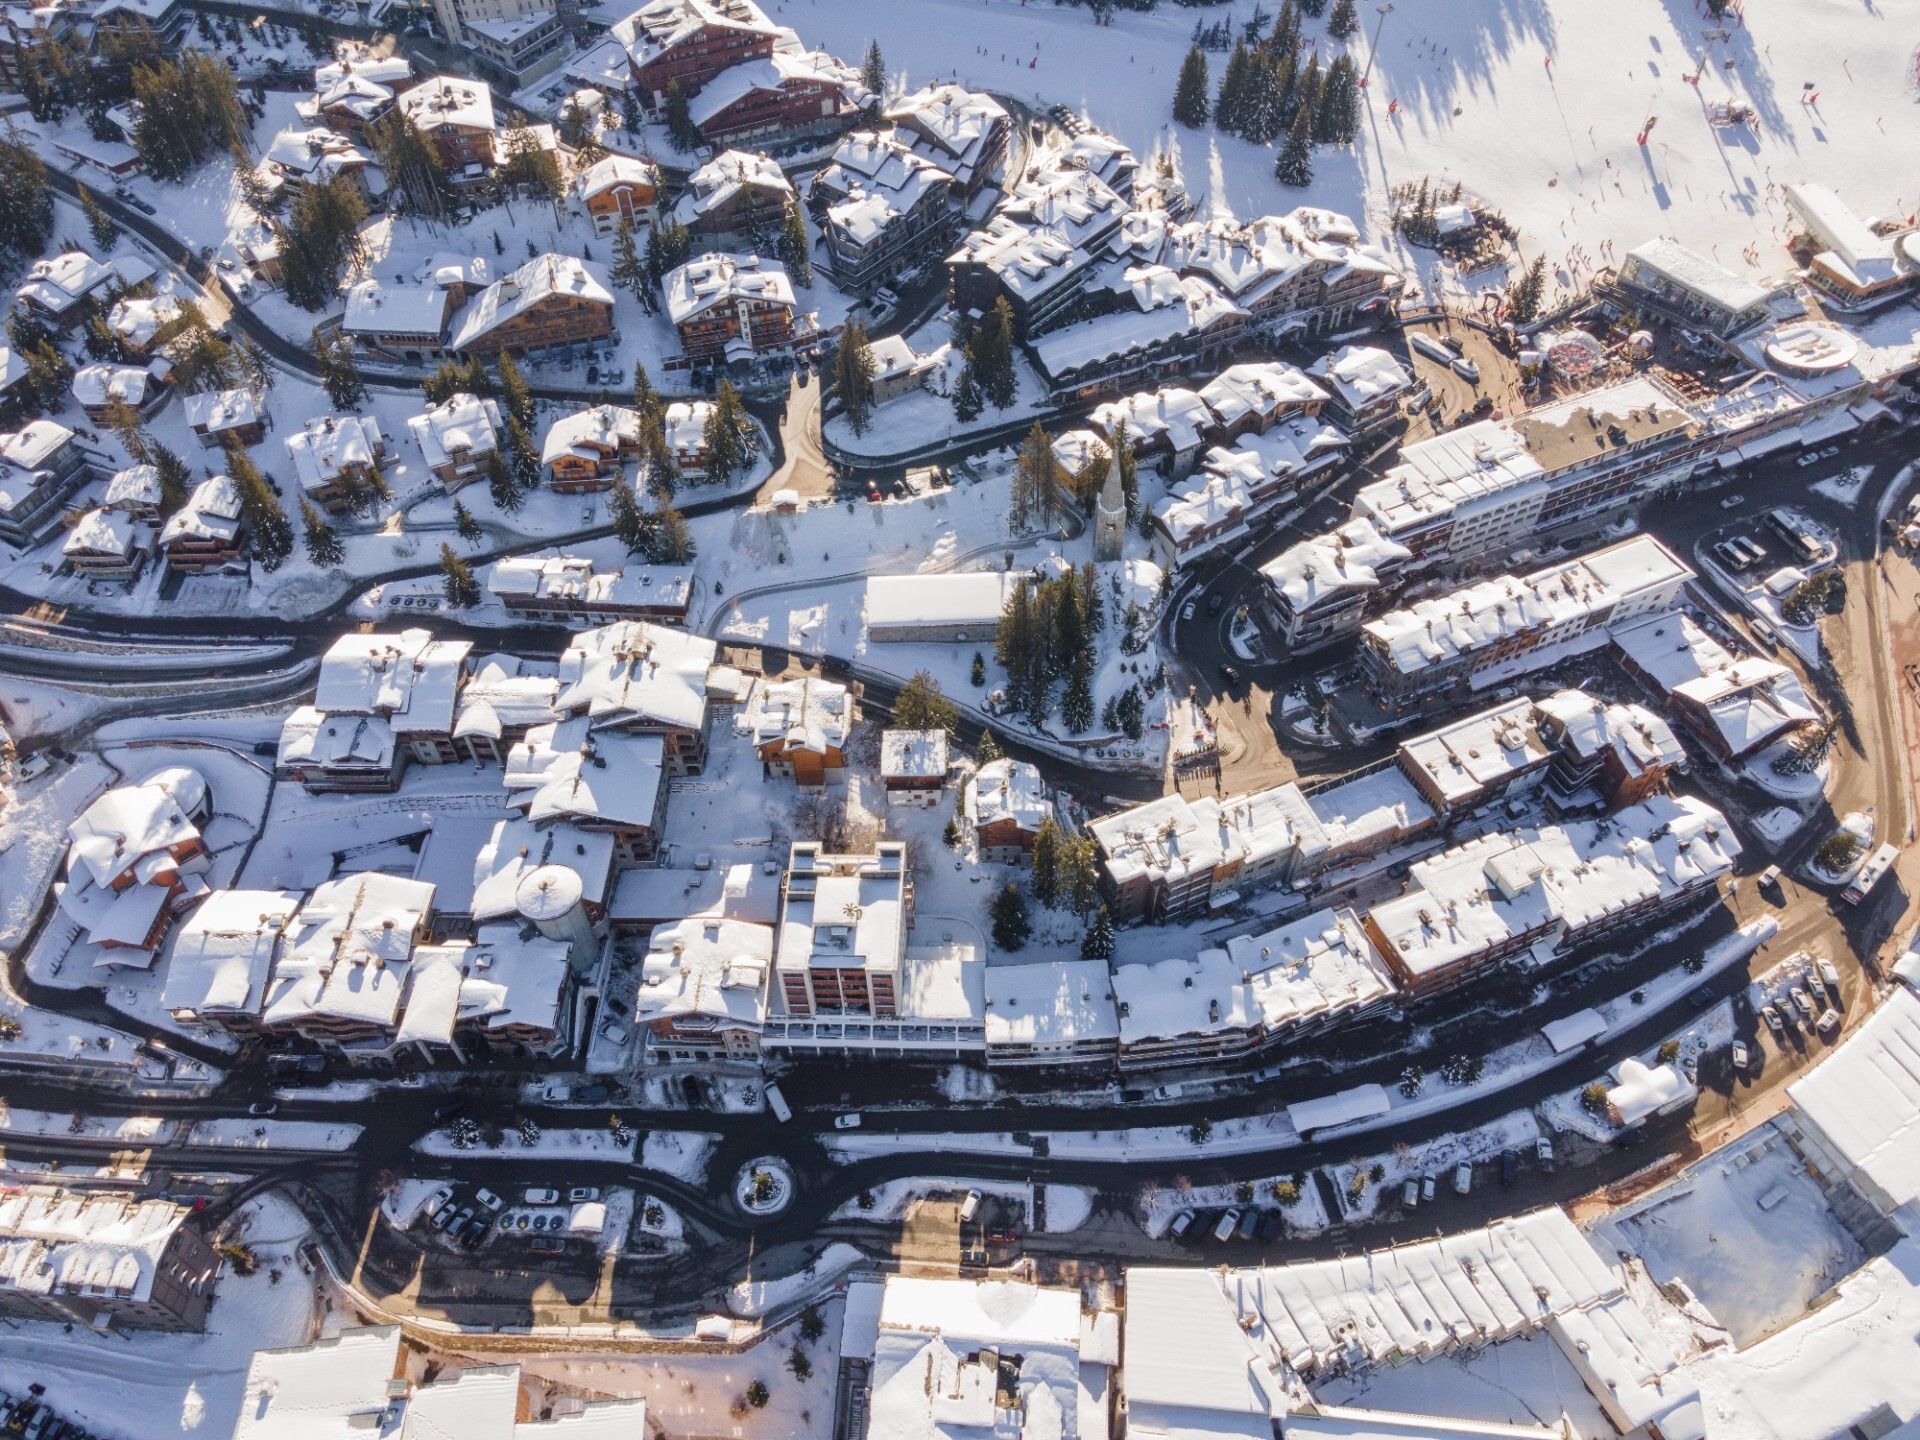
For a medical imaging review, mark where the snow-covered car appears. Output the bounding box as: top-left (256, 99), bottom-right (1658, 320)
top-left (1212, 1209), bottom-right (1240, 1242)
top-left (1168, 1209), bottom-right (1195, 1238)
top-left (568, 1187), bottom-right (600, 1203)
top-left (1816, 958), bottom-right (1841, 990)
top-left (475, 1188), bottom-right (505, 1213)
top-left (1731, 1041), bottom-right (1751, 1072)
top-left (1535, 1137), bottom-right (1554, 1172)
top-left (1816, 1007), bottom-right (1842, 1038)
top-left (1790, 987), bottom-right (1818, 1021)
top-left (834, 1113), bottom-right (862, 1129)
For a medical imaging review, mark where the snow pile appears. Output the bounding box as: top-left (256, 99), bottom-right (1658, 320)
top-left (727, 1243), bottom-right (864, 1318)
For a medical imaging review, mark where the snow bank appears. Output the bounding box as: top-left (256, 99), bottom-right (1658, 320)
top-left (726, 1243), bottom-right (864, 1318)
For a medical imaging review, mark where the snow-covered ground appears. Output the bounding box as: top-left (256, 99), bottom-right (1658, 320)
top-left (416, 1126), bottom-right (637, 1161)
top-left (640, 1130), bottom-right (718, 1186)
top-left (184, 1117), bottom-right (363, 1151)
top-left (727, 1242), bottom-right (864, 1318)
top-left (0, 1192), bottom-right (320, 1440)
top-left (1313, 1329), bottom-right (1622, 1438)
top-left (1137, 1170), bottom-right (1330, 1239)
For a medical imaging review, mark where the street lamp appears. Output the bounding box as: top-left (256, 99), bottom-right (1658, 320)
top-left (1359, 1), bottom-right (1395, 90)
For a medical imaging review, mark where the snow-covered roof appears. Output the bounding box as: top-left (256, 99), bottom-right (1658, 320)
top-left (0, 420), bottom-right (77, 490)
top-left (469, 813), bottom-right (615, 924)
top-left (106, 293), bottom-right (183, 349)
top-left (633, 914), bottom-right (773, 1031)
top-left (1366, 794), bottom-right (1739, 979)
top-left (276, 705), bottom-right (394, 774)
top-left (662, 399), bottom-right (711, 455)
top-left (486, 554), bottom-right (694, 617)
top-left (1198, 360), bottom-right (1328, 427)
top-left (815, 130), bottom-right (952, 245)
top-left (162, 888), bottom-right (299, 1017)
top-left (1091, 386), bottom-right (1214, 455)
top-left (1789, 983), bottom-right (1920, 1213)
top-left (663, 251), bottom-right (794, 326)
top-left (964, 758), bottom-right (1049, 834)
top-left (1397, 696), bottom-right (1552, 810)
top-left (1157, 420), bottom-right (1349, 547)
top-left (397, 74), bottom-right (494, 132)
top-left (285, 414), bottom-right (383, 494)
top-left (398, 923), bottom-right (573, 1045)
top-left (14, 250), bottom-right (116, 312)
top-left (1353, 419), bottom-right (1546, 536)
top-left (1309, 344), bottom-right (1415, 410)
top-left (681, 147), bottom-right (791, 211)
top-left (1162, 207), bottom-right (1401, 309)
top-left (0, 1188), bottom-right (198, 1309)
top-left (619, 0), bottom-right (779, 73)
top-left (949, 216), bottom-right (1091, 304)
top-left (158, 475), bottom-right (243, 546)
top-left (981, 958), bottom-right (1116, 1049)
top-left (688, 47), bottom-right (857, 128)
top-left (574, 151), bottom-right (659, 202)
top-left (104, 462), bottom-right (161, 510)
top-left (315, 628), bottom-right (471, 735)
top-left (62, 506), bottom-right (135, 561)
top-left (65, 767), bottom-right (204, 891)
top-left (880, 728), bottom-right (948, 780)
top-left (1121, 1267), bottom-right (1287, 1439)
top-left (1623, 237), bottom-right (1772, 317)
top-left (1361, 536), bottom-right (1693, 680)
top-left (450, 253), bottom-right (613, 350)
top-left (738, 674), bottom-right (851, 754)
top-left (1031, 272), bottom-right (1245, 379)
top-left (1607, 1055), bottom-right (1695, 1126)
top-left (774, 843), bottom-right (908, 988)
top-left (450, 653), bottom-right (560, 741)
top-left (262, 125), bottom-right (369, 182)
top-left (540, 404), bottom-right (640, 467)
top-left (883, 82), bottom-right (1007, 183)
top-left (504, 714), bottom-right (665, 828)
top-left (1548, 1294), bottom-right (1704, 1440)
top-left (262, 873), bottom-right (435, 1030)
top-left (343, 279), bottom-right (451, 339)
top-left (407, 391), bottom-right (503, 469)
top-left (183, 387), bottom-right (258, 435)
top-left (1786, 182), bottom-right (1905, 289)
top-left (1533, 688), bottom-right (1688, 779)
top-left (553, 619), bottom-right (718, 732)
top-left (865, 570), bottom-right (1028, 629)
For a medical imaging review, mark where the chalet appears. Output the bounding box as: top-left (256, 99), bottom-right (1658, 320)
top-left (309, 50), bottom-right (413, 136)
top-left (407, 392), bottom-right (504, 490)
top-left (965, 758), bottom-right (1050, 862)
top-left (505, 715), bottom-right (669, 862)
top-left (104, 462), bottom-right (163, 521)
top-left (540, 404), bottom-right (641, 490)
top-left (106, 294), bottom-right (184, 357)
top-left (259, 127), bottom-right (375, 201)
top-left (553, 619), bottom-right (721, 776)
top-left (278, 630), bottom-right (474, 791)
top-left (740, 675), bottom-right (852, 789)
top-left (664, 252), bottom-right (795, 365)
top-left (0, 420), bottom-right (92, 547)
top-left (396, 76), bottom-right (498, 174)
top-left (689, 48), bottom-right (860, 147)
top-left (880, 729), bottom-right (948, 806)
top-left (158, 475), bottom-right (245, 573)
top-left (342, 280), bottom-right (455, 362)
top-left (868, 336), bottom-right (936, 405)
top-left (1308, 345), bottom-right (1417, 435)
top-left (183, 389), bottom-right (265, 449)
top-left (575, 153), bottom-right (662, 236)
top-left (450, 654), bottom-right (562, 764)
top-left (672, 149), bottom-right (794, 239)
top-left (92, 0), bottom-right (190, 48)
top-left (257, 874), bottom-right (438, 1049)
top-left (449, 253), bottom-right (614, 358)
top-left (62, 507), bottom-right (144, 582)
top-left (285, 414), bottom-right (387, 514)
top-left (884, 84), bottom-right (1009, 202)
top-left (620, 0), bottom-right (780, 107)
top-left (488, 553), bottom-right (694, 625)
top-left (663, 399), bottom-right (713, 473)
top-left (161, 888), bottom-right (299, 1036)
top-left (15, 251), bottom-right (152, 329)
top-left (55, 765), bottom-right (209, 959)
top-left (71, 363), bottom-right (167, 423)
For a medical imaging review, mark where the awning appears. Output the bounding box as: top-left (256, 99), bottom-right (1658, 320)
top-left (1735, 427), bottom-right (1803, 462)
top-left (1797, 408), bottom-right (1858, 444)
top-left (1850, 397), bottom-right (1892, 424)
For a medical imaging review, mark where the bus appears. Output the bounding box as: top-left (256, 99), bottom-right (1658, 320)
top-left (764, 1083), bottom-right (793, 1123)
top-left (1843, 844), bottom-right (1899, 906)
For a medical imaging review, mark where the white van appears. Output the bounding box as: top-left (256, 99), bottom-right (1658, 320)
top-left (764, 1083), bottom-right (793, 1123)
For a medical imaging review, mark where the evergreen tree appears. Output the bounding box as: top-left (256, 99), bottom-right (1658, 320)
top-left (499, 118), bottom-right (565, 210)
top-left (505, 414), bottom-right (541, 493)
top-left (1010, 421), bottom-right (1054, 534)
top-left (496, 350), bottom-right (534, 429)
top-left (648, 506), bottom-right (695, 563)
top-left (639, 412), bottom-right (677, 498)
top-left (299, 497), bottom-right (343, 566)
top-left (1081, 905), bottom-right (1115, 960)
top-left (1172, 46), bottom-right (1211, 127)
top-left (1215, 42), bottom-right (1252, 135)
top-left (314, 332), bottom-right (367, 409)
top-left (996, 577), bottom-right (1038, 715)
top-left (453, 499), bottom-right (482, 544)
top-left (226, 446), bottom-right (292, 571)
top-left (149, 444), bottom-right (192, 517)
top-left (952, 362), bottom-right (983, 422)
top-left (609, 479), bottom-right (649, 552)
top-left (23, 340), bottom-right (71, 411)
top-left (971, 651), bottom-right (986, 686)
top-left (894, 670), bottom-right (958, 733)
top-left (989, 882), bottom-right (1031, 952)
top-left (370, 111), bottom-right (450, 221)
top-left (129, 52), bottom-right (249, 180)
top-left (1507, 254), bottom-right (1548, 323)
top-left (976, 729), bottom-right (1002, 764)
top-left (279, 176), bottom-right (369, 312)
top-left (439, 542), bottom-right (479, 606)
top-left (969, 298), bottom-right (1017, 410)
top-left (1315, 55), bottom-right (1361, 144)
top-left (102, 397), bottom-right (147, 459)
top-left (1275, 102), bottom-right (1314, 186)
top-left (240, 337), bottom-right (273, 396)
top-left (703, 380), bottom-right (755, 485)
top-left (1295, 50), bottom-right (1323, 125)
top-left (1061, 833), bottom-right (1100, 914)
top-left (777, 197), bottom-right (812, 285)
top-left (79, 185), bottom-right (119, 250)
top-left (663, 81), bottom-right (700, 151)
top-left (1062, 648), bottom-right (1095, 732)
top-left (609, 216), bottom-right (648, 301)
top-left (1299, 0), bottom-right (1326, 15)
top-left (1031, 818), bottom-right (1063, 905)
top-left (1327, 0), bottom-right (1358, 39)
top-left (0, 138), bottom-right (57, 264)
top-left (486, 448), bottom-right (523, 513)
top-left (632, 360), bottom-right (662, 423)
top-left (834, 322), bottom-right (877, 435)
top-left (859, 38), bottom-right (886, 96)
top-left (643, 218), bottom-right (691, 300)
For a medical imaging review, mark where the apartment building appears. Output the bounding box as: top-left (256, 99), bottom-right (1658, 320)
top-left (449, 253), bottom-right (614, 358)
top-left (663, 251), bottom-right (795, 364)
top-left (620, 0), bottom-right (780, 107)
top-left (0, 1189), bottom-right (218, 1332)
top-left (811, 130), bottom-right (957, 295)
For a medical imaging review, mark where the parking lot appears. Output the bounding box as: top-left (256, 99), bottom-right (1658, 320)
top-left (417, 1182), bottom-right (606, 1257)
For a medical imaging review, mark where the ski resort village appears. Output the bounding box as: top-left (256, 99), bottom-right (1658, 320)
top-left (5, 0), bottom-right (1920, 1434)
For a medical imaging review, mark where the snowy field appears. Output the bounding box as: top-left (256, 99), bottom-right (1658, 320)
top-left (1591, 1120), bottom-right (1863, 1346)
top-left (0, 1193), bottom-right (321, 1440)
top-left (787, 0), bottom-right (1920, 305)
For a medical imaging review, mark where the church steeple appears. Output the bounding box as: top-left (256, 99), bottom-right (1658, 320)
top-left (1095, 432), bottom-right (1126, 562)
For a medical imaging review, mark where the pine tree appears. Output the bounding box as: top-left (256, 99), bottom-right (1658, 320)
top-left (1298, 0), bottom-right (1326, 16)
top-left (859, 38), bottom-right (886, 96)
top-left (370, 111), bottom-right (450, 221)
top-left (1061, 834), bottom-right (1100, 914)
top-left (609, 217), bottom-right (648, 301)
top-left (1295, 50), bottom-right (1323, 126)
top-left (1327, 0), bottom-right (1358, 39)
top-left (313, 332), bottom-right (366, 409)
top-left (1031, 818), bottom-right (1063, 905)
top-left (1275, 102), bottom-right (1314, 186)
top-left (609, 479), bottom-right (649, 552)
top-left (299, 496), bottom-right (343, 566)
top-left (639, 411), bottom-right (677, 498)
top-left (969, 298), bottom-right (1017, 410)
top-left (976, 729), bottom-right (1002, 764)
top-left (894, 670), bottom-right (957, 733)
top-left (663, 81), bottom-right (700, 150)
top-left (439, 542), bottom-right (479, 606)
top-left (650, 506), bottom-right (695, 563)
top-left (102, 398), bottom-right (147, 459)
top-left (0, 139), bottom-right (56, 264)
top-left (226, 446), bottom-right (292, 571)
top-left (1062, 649), bottom-right (1095, 732)
top-left (632, 360), bottom-right (662, 423)
top-left (79, 185), bottom-right (118, 250)
top-left (486, 448), bottom-right (523, 513)
top-left (1215, 42), bottom-right (1252, 135)
top-left (1173, 47), bottom-right (1211, 127)
top-left (1010, 421), bottom-right (1054, 534)
top-left (1315, 55), bottom-right (1361, 144)
top-left (703, 380), bottom-right (755, 485)
top-left (952, 362), bottom-right (983, 422)
top-left (776, 198), bottom-right (812, 285)
top-left (453, 499), bottom-right (482, 543)
top-left (1507, 254), bottom-right (1548, 323)
top-left (989, 882), bottom-right (1031, 952)
top-left (149, 444), bottom-right (192, 517)
top-left (970, 651), bottom-right (986, 686)
top-left (834, 322), bottom-right (876, 435)
top-left (496, 351), bottom-right (534, 429)
top-left (1081, 905), bottom-right (1115, 960)
top-left (505, 415), bottom-right (541, 494)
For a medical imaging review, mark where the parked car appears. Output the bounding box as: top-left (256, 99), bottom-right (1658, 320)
top-left (475, 1188), bottom-right (505, 1213)
top-left (524, 1188), bottom-right (560, 1206)
top-left (1758, 865), bottom-right (1783, 892)
top-left (430, 1202), bottom-right (459, 1230)
top-left (1452, 1164), bottom-right (1472, 1195)
top-left (430, 1098), bottom-right (466, 1124)
top-left (1535, 1136), bottom-right (1554, 1172)
top-left (1761, 1004), bottom-right (1786, 1035)
top-left (1816, 1007), bottom-right (1843, 1038)
top-left (1790, 987), bottom-right (1818, 1021)
top-left (834, 1113), bottom-right (862, 1129)
top-left (1213, 1209), bottom-right (1242, 1242)
top-left (1422, 1174), bottom-right (1437, 1200)
top-left (958, 1190), bottom-right (983, 1223)
top-left (1168, 1209), bottom-right (1196, 1238)
top-left (1500, 1150), bottom-right (1519, 1186)
top-left (1219, 663), bottom-right (1241, 684)
top-left (1256, 1211), bottom-right (1283, 1243)
top-left (1180, 601), bottom-right (1197, 621)
top-left (568, 1187), bottom-right (600, 1203)
top-left (529, 1235), bottom-right (566, 1255)
top-left (1816, 958), bottom-right (1841, 991)
top-left (247, 1100), bottom-right (278, 1117)
top-left (1731, 1040), bottom-right (1751, 1072)
top-left (1720, 494), bottom-right (1744, 509)
top-left (1403, 1179), bottom-right (1420, 1208)
top-left (1236, 1209), bottom-right (1260, 1241)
